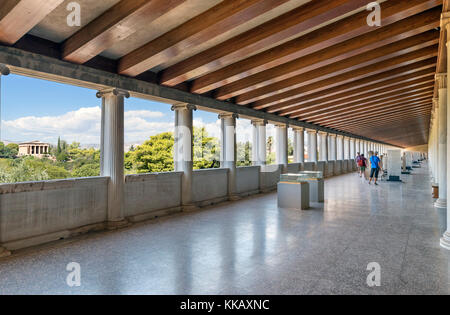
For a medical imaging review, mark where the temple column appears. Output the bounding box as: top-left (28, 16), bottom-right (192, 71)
top-left (442, 18), bottom-right (450, 249)
top-left (344, 137), bottom-right (350, 160)
top-left (293, 127), bottom-right (304, 163)
top-left (307, 130), bottom-right (318, 162)
top-left (337, 135), bottom-right (344, 160)
top-left (252, 119), bottom-right (267, 166)
top-left (220, 113), bottom-right (239, 200)
top-left (0, 64), bottom-right (10, 257)
top-left (435, 73), bottom-right (447, 210)
top-left (329, 134), bottom-right (337, 161)
top-left (319, 132), bottom-right (328, 161)
top-left (275, 123), bottom-right (288, 172)
top-left (172, 103), bottom-right (197, 210)
top-left (351, 138), bottom-right (356, 159)
top-left (97, 88), bottom-right (129, 228)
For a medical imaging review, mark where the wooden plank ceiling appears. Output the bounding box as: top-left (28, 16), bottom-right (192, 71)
top-left (0, 0), bottom-right (444, 147)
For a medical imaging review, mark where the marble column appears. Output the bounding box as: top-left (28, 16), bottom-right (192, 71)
top-left (307, 130), bottom-right (318, 162)
top-left (172, 103), bottom-right (197, 210)
top-left (0, 65), bottom-right (10, 258)
top-left (97, 88), bottom-right (129, 228)
top-left (442, 20), bottom-right (450, 249)
top-left (433, 98), bottom-right (439, 186)
top-left (351, 138), bottom-right (356, 159)
top-left (435, 73), bottom-right (447, 209)
top-left (329, 134), bottom-right (337, 160)
top-left (293, 127), bottom-right (304, 163)
top-left (275, 123), bottom-right (288, 172)
top-left (344, 137), bottom-right (350, 160)
top-left (337, 135), bottom-right (344, 160)
top-left (319, 132), bottom-right (328, 161)
top-left (252, 119), bottom-right (267, 166)
top-left (220, 113), bottom-right (239, 200)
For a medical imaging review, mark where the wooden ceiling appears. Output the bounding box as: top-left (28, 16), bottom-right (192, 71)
top-left (0, 0), bottom-right (445, 147)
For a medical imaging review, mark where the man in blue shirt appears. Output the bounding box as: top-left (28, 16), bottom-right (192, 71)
top-left (369, 152), bottom-right (382, 185)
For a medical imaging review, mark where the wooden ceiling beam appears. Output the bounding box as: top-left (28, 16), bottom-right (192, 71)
top-left (191, 0), bottom-right (441, 96)
top-left (265, 69), bottom-right (435, 113)
top-left (313, 97), bottom-right (433, 125)
top-left (213, 7), bottom-right (441, 100)
top-left (159, 0), bottom-right (369, 87)
top-left (118, 0), bottom-right (290, 76)
top-left (63, 0), bottom-right (187, 64)
top-left (252, 58), bottom-right (437, 110)
top-left (291, 85), bottom-right (434, 119)
top-left (318, 102), bottom-right (432, 126)
top-left (329, 109), bottom-right (432, 129)
top-left (0, 0), bottom-right (64, 45)
top-left (279, 75), bottom-right (435, 117)
top-left (235, 35), bottom-right (439, 105)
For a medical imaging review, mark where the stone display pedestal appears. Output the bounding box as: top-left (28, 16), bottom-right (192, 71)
top-left (277, 182), bottom-right (310, 210)
top-left (387, 150), bottom-right (402, 182)
top-left (304, 179), bottom-right (324, 202)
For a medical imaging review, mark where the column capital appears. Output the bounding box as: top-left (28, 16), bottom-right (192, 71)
top-left (435, 73), bottom-right (447, 89)
top-left (274, 122), bottom-right (288, 128)
top-left (96, 88), bottom-right (130, 98)
top-left (171, 103), bottom-right (197, 111)
top-left (292, 126), bottom-right (304, 131)
top-left (0, 64), bottom-right (10, 76)
top-left (318, 131), bottom-right (328, 136)
top-left (218, 112), bottom-right (239, 120)
top-left (306, 128), bottom-right (317, 134)
top-left (328, 133), bottom-right (337, 138)
top-left (441, 12), bottom-right (450, 29)
top-left (251, 119), bottom-right (267, 126)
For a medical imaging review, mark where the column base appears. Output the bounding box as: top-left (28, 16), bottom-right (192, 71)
top-left (434, 198), bottom-right (447, 208)
top-left (228, 194), bottom-right (241, 201)
top-left (440, 231), bottom-right (450, 250)
top-left (106, 219), bottom-right (130, 230)
top-left (182, 204), bottom-right (200, 212)
top-left (0, 246), bottom-right (11, 258)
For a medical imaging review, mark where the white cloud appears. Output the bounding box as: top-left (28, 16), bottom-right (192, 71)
top-left (2, 106), bottom-right (170, 145)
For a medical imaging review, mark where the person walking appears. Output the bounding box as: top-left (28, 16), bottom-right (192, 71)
top-left (355, 152), bottom-right (361, 175)
top-left (357, 153), bottom-right (367, 178)
top-left (369, 151), bottom-right (382, 185)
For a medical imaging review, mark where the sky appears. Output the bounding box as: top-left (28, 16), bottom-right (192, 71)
top-left (0, 74), bottom-right (276, 146)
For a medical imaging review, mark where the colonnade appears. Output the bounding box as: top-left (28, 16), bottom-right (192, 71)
top-left (95, 89), bottom-right (389, 230)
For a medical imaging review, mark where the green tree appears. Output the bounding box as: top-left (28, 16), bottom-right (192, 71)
top-left (4, 143), bottom-right (19, 158)
top-left (193, 127), bottom-right (219, 169)
top-left (237, 141), bottom-right (252, 167)
top-left (126, 132), bottom-right (174, 173)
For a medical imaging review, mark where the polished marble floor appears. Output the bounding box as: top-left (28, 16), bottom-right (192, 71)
top-left (0, 164), bottom-right (448, 295)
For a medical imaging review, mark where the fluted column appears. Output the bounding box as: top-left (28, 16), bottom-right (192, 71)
top-left (97, 88), bottom-right (129, 228)
top-left (220, 113), bottom-right (239, 200)
top-left (329, 134), bottom-right (337, 160)
top-left (172, 103), bottom-right (196, 209)
top-left (351, 138), bottom-right (356, 159)
top-left (337, 135), bottom-right (344, 160)
top-left (435, 73), bottom-right (447, 209)
top-left (0, 65), bottom-right (10, 257)
top-left (307, 130), bottom-right (318, 162)
top-left (319, 132), bottom-right (328, 161)
top-left (293, 127), bottom-right (304, 163)
top-left (344, 137), bottom-right (351, 160)
top-left (432, 98), bottom-right (439, 186)
top-left (275, 123), bottom-right (288, 172)
top-left (442, 18), bottom-right (450, 249)
top-left (252, 119), bottom-right (267, 166)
